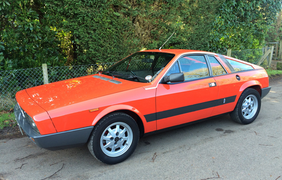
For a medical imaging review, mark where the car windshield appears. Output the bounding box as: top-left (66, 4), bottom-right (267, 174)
top-left (102, 52), bottom-right (175, 82)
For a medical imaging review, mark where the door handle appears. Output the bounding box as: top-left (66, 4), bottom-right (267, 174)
top-left (209, 82), bottom-right (217, 87)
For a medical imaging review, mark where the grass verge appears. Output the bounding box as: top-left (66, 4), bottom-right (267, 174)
top-left (0, 112), bottom-right (16, 129)
top-left (266, 69), bottom-right (282, 76)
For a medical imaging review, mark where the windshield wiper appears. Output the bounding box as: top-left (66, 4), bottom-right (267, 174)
top-left (104, 70), bottom-right (120, 77)
top-left (128, 71), bottom-right (148, 82)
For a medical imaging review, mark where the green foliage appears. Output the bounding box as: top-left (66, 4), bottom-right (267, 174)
top-left (0, 0), bottom-right (66, 70)
top-left (230, 48), bottom-right (264, 64)
top-left (210, 0), bottom-right (282, 52)
top-left (45, 0), bottom-right (221, 64)
top-left (266, 69), bottom-right (282, 76)
top-left (45, 0), bottom-right (131, 64)
top-left (266, 10), bottom-right (282, 42)
top-left (1, 0), bottom-right (282, 70)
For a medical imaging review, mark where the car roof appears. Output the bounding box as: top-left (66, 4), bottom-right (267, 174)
top-left (140, 49), bottom-right (215, 56)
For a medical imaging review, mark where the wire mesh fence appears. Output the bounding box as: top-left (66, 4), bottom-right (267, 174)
top-left (0, 63), bottom-right (114, 111)
top-left (0, 48), bottom-right (275, 112)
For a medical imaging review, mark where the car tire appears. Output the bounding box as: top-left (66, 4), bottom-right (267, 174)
top-left (230, 88), bottom-right (261, 124)
top-left (87, 112), bottom-right (140, 164)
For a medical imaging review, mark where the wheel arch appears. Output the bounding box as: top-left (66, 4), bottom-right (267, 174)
top-left (91, 105), bottom-right (146, 138)
top-left (118, 110), bottom-right (145, 138)
top-left (239, 80), bottom-right (262, 97)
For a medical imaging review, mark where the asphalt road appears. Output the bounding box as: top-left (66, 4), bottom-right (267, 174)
top-left (1, 78), bottom-right (282, 180)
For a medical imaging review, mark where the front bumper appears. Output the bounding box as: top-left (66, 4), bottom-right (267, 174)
top-left (14, 103), bottom-right (93, 150)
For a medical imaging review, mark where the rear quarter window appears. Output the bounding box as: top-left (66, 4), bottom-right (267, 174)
top-left (226, 59), bottom-right (253, 72)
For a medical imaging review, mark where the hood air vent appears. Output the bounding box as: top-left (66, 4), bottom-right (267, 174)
top-left (93, 75), bottom-right (121, 84)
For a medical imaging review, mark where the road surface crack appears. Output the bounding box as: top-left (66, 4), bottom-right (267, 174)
top-left (41, 163), bottom-right (65, 180)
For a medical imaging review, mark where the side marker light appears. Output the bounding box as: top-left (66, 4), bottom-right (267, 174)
top-left (89, 108), bottom-right (99, 113)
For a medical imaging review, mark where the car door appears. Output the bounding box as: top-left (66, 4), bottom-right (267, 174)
top-left (156, 55), bottom-right (219, 130)
top-left (209, 55), bottom-right (255, 116)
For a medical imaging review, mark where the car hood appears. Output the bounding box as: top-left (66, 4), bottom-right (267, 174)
top-left (25, 74), bottom-right (145, 112)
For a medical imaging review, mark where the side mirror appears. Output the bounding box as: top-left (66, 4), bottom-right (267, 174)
top-left (163, 73), bottom-right (184, 83)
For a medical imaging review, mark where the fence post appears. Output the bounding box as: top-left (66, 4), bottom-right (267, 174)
top-left (227, 49), bottom-right (232, 57)
top-left (257, 47), bottom-right (272, 66)
top-left (268, 46), bottom-right (274, 67)
top-left (42, 64), bottom-right (49, 84)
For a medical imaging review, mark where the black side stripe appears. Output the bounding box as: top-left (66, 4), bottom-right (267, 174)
top-left (144, 96), bottom-right (236, 122)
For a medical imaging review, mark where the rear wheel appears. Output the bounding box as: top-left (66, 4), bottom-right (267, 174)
top-left (88, 113), bottom-right (139, 164)
top-left (230, 88), bottom-right (261, 124)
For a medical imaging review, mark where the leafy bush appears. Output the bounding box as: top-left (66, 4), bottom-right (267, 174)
top-left (45, 0), bottom-right (221, 64)
top-left (0, 0), bottom-right (67, 70)
top-left (210, 0), bottom-right (282, 52)
top-left (230, 49), bottom-right (264, 64)
top-left (1, 0), bottom-right (281, 71)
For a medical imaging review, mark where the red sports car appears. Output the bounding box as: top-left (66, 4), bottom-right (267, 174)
top-left (15, 49), bottom-right (271, 164)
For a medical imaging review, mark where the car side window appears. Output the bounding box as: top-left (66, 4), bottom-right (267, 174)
top-left (226, 59), bottom-right (253, 72)
top-left (207, 56), bottom-right (227, 76)
top-left (179, 55), bottom-right (209, 81)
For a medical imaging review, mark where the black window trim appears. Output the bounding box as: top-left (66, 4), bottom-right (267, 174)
top-left (205, 55), bottom-right (228, 77)
top-left (217, 54), bottom-right (235, 72)
top-left (204, 55), bottom-right (213, 77)
top-left (176, 60), bottom-right (182, 73)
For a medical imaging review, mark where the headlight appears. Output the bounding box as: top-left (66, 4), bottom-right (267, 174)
top-left (25, 113), bottom-right (40, 134)
top-left (15, 103), bottom-right (40, 134)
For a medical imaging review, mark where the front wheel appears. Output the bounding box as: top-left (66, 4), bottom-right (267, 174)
top-left (230, 88), bottom-right (261, 124)
top-left (88, 113), bottom-right (140, 164)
